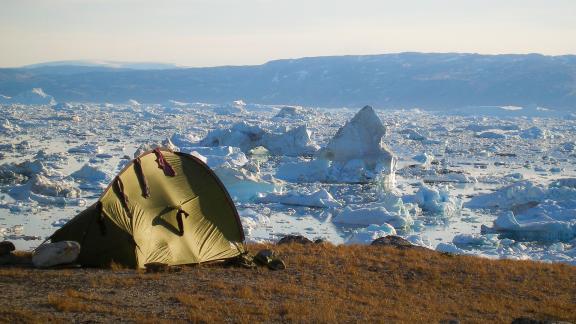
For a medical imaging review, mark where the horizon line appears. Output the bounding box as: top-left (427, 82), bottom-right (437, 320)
top-left (2, 51), bottom-right (576, 70)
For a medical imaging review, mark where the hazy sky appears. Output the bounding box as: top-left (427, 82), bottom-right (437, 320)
top-left (1, 0), bottom-right (575, 67)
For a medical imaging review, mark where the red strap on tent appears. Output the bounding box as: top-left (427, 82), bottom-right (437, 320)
top-left (95, 201), bottom-right (107, 236)
top-left (134, 157), bottom-right (151, 198)
top-left (176, 208), bottom-right (189, 236)
top-left (114, 176), bottom-right (132, 217)
top-left (153, 148), bottom-right (176, 177)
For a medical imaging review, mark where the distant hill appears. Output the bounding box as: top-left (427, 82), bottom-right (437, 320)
top-left (21, 60), bottom-right (182, 74)
top-left (1, 53), bottom-right (575, 109)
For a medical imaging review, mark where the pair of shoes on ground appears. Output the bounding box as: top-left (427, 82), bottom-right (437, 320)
top-left (253, 249), bottom-right (286, 271)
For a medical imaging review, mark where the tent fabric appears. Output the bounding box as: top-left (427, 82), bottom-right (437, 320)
top-left (50, 149), bottom-right (245, 268)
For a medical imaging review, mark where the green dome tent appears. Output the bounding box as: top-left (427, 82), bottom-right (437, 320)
top-left (50, 148), bottom-right (245, 268)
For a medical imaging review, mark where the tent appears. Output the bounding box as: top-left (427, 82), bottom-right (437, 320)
top-left (50, 148), bottom-right (245, 268)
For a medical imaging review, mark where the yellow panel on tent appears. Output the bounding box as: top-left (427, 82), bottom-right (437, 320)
top-left (50, 149), bottom-right (245, 268)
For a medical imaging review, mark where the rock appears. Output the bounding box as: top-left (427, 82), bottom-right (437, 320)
top-left (370, 235), bottom-right (415, 249)
top-left (268, 258), bottom-right (286, 271)
top-left (32, 241), bottom-right (81, 268)
top-left (439, 319), bottom-right (460, 324)
top-left (277, 235), bottom-right (313, 245)
top-left (0, 241), bottom-right (15, 256)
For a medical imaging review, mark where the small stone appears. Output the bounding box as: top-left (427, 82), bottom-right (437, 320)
top-left (370, 235), bottom-right (414, 249)
top-left (0, 241), bottom-right (16, 256)
top-left (144, 262), bottom-right (182, 273)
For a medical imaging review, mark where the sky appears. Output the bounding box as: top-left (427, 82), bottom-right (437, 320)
top-left (1, 0), bottom-right (575, 67)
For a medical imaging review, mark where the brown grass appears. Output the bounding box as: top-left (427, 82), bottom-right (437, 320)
top-left (0, 243), bottom-right (575, 323)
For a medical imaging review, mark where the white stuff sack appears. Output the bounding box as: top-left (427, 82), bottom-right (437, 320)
top-left (32, 241), bottom-right (81, 268)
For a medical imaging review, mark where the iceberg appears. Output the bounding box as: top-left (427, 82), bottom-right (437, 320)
top-left (412, 152), bottom-right (434, 166)
top-left (68, 143), bottom-right (103, 155)
top-left (278, 106), bottom-right (396, 184)
top-left (8, 88), bottom-right (56, 105)
top-left (398, 128), bottom-right (427, 141)
top-left (467, 180), bottom-right (545, 209)
top-left (318, 106), bottom-right (394, 171)
top-left (333, 193), bottom-right (414, 229)
top-left (9, 174), bottom-right (81, 205)
top-left (412, 184), bottom-right (462, 219)
top-left (200, 122), bottom-right (318, 156)
top-left (520, 126), bottom-right (550, 139)
top-left (472, 179), bottom-right (576, 242)
top-left (257, 188), bottom-right (341, 208)
top-left (0, 119), bottom-right (21, 134)
top-left (70, 164), bottom-right (111, 189)
top-left (180, 146), bottom-right (279, 201)
top-left (476, 131), bottom-right (508, 139)
top-left (264, 125), bottom-right (319, 156)
top-left (213, 100), bottom-right (247, 115)
top-left (274, 106), bottom-right (308, 119)
top-left (347, 224), bottom-right (397, 244)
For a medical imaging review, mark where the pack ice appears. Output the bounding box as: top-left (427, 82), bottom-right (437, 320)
top-left (1, 101), bottom-right (575, 265)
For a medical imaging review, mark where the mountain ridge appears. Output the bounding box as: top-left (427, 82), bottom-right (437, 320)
top-left (1, 52), bottom-right (575, 109)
